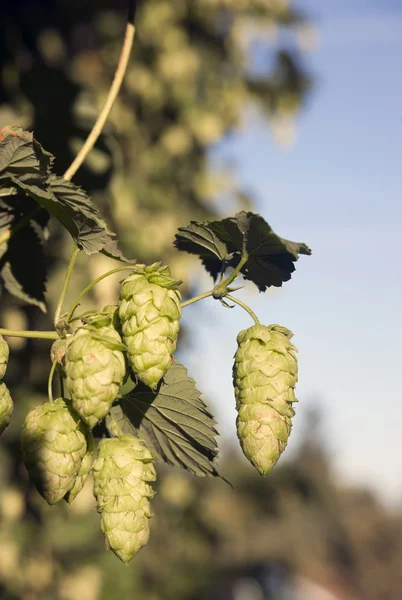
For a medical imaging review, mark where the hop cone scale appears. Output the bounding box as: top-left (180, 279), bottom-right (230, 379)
top-left (21, 398), bottom-right (87, 505)
top-left (233, 324), bottom-right (298, 475)
top-left (0, 383), bottom-right (13, 434)
top-left (0, 334), bottom-right (9, 379)
top-left (65, 428), bottom-right (94, 504)
top-left (118, 263), bottom-right (182, 389)
top-left (93, 434), bottom-right (156, 564)
top-left (65, 311), bottom-right (126, 429)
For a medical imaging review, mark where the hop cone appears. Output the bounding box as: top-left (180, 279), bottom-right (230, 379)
top-left (93, 434), bottom-right (156, 564)
top-left (65, 308), bottom-right (126, 429)
top-left (118, 263), bottom-right (182, 389)
top-left (233, 324), bottom-right (298, 475)
top-left (0, 334), bottom-right (9, 379)
top-left (0, 383), bottom-right (13, 434)
top-left (21, 398), bottom-right (87, 505)
top-left (65, 428), bottom-right (94, 504)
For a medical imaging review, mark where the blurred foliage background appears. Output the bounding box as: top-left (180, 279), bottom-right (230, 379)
top-left (0, 1), bottom-right (400, 599)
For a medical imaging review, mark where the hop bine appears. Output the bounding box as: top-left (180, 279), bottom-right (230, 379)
top-left (21, 398), bottom-right (88, 505)
top-left (65, 306), bottom-right (126, 429)
top-left (118, 263), bottom-right (182, 390)
top-left (233, 324), bottom-right (298, 475)
top-left (93, 434), bottom-right (156, 564)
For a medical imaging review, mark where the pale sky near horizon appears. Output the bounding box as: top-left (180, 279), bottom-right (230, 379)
top-left (179, 0), bottom-right (402, 505)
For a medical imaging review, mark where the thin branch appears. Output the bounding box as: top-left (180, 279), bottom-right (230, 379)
top-left (66, 265), bottom-right (136, 322)
top-left (63, 1), bottom-right (137, 181)
top-left (0, 329), bottom-right (59, 340)
top-left (54, 244), bottom-right (80, 328)
top-left (225, 294), bottom-right (260, 325)
top-left (48, 360), bottom-right (58, 403)
top-left (181, 290), bottom-right (214, 308)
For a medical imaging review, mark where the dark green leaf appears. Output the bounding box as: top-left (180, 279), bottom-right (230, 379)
top-left (174, 221), bottom-right (233, 279)
top-left (120, 363), bottom-right (220, 478)
top-left (223, 212), bottom-right (312, 291)
top-left (48, 176), bottom-right (113, 255)
top-left (9, 174), bottom-right (115, 255)
top-left (100, 238), bottom-right (136, 264)
top-left (0, 223), bottom-right (47, 311)
top-left (176, 211), bottom-right (311, 291)
top-left (0, 126), bottom-right (53, 179)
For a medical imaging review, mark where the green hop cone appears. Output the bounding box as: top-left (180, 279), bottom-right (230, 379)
top-left (65, 428), bottom-right (94, 504)
top-left (0, 334), bottom-right (9, 379)
top-left (93, 434), bottom-right (156, 564)
top-left (118, 263), bottom-right (182, 390)
top-left (65, 307), bottom-right (126, 429)
top-left (233, 324), bottom-right (298, 476)
top-left (21, 398), bottom-right (87, 505)
top-left (0, 383), bottom-right (13, 434)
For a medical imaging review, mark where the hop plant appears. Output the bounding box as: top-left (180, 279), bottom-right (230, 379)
top-left (21, 398), bottom-right (88, 505)
top-left (65, 307), bottom-right (126, 429)
top-left (233, 324), bottom-right (298, 476)
top-left (93, 434), bottom-right (156, 564)
top-left (65, 428), bottom-right (94, 504)
top-left (0, 334), bottom-right (9, 379)
top-left (118, 263), bottom-right (182, 389)
top-left (0, 383), bottom-right (13, 434)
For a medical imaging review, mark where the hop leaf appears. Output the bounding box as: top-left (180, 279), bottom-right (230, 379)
top-left (21, 398), bottom-right (88, 505)
top-left (0, 334), bottom-right (9, 379)
top-left (65, 428), bottom-right (94, 504)
top-left (233, 324), bottom-right (298, 475)
top-left (65, 308), bottom-right (126, 429)
top-left (0, 383), bottom-right (13, 434)
top-left (93, 434), bottom-right (156, 564)
top-left (118, 263), bottom-right (182, 390)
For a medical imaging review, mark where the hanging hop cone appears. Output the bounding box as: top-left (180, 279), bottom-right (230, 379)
top-left (21, 398), bottom-right (88, 505)
top-left (118, 263), bottom-right (182, 390)
top-left (65, 307), bottom-right (126, 429)
top-left (0, 334), bottom-right (9, 379)
top-left (93, 434), bottom-right (156, 564)
top-left (0, 383), bottom-right (13, 434)
top-left (233, 324), bottom-right (298, 476)
top-left (65, 428), bottom-right (94, 504)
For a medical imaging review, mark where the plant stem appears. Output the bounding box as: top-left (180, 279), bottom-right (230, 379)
top-left (63, 1), bottom-right (137, 182)
top-left (225, 294), bottom-right (260, 325)
top-left (54, 244), bottom-right (80, 328)
top-left (66, 266), bottom-right (135, 322)
top-left (48, 360), bottom-right (58, 403)
top-left (181, 290), bottom-right (214, 308)
top-left (59, 368), bottom-right (65, 397)
top-left (0, 329), bottom-right (59, 340)
top-left (212, 255), bottom-right (248, 298)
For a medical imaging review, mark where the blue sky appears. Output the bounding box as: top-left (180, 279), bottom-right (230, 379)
top-left (181, 0), bottom-right (402, 504)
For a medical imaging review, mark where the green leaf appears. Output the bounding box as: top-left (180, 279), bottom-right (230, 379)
top-left (47, 176), bottom-right (114, 255)
top-left (0, 126), bottom-right (53, 179)
top-left (174, 220), bottom-right (233, 279)
top-left (119, 363), bottom-right (220, 478)
top-left (100, 238), bottom-right (137, 264)
top-left (0, 223), bottom-right (47, 311)
top-left (0, 127), bottom-right (133, 260)
top-left (8, 174), bottom-right (116, 256)
top-left (219, 212), bottom-right (312, 291)
top-left (175, 211), bottom-right (311, 291)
